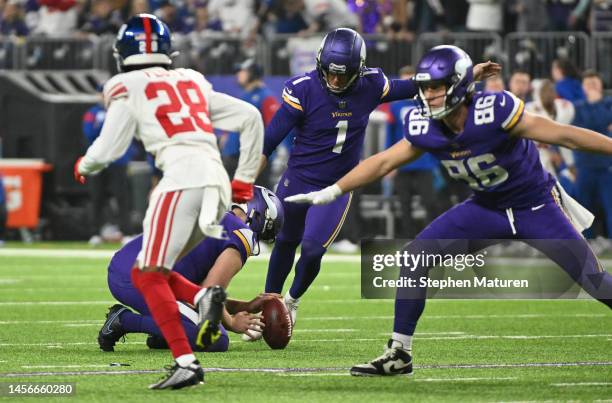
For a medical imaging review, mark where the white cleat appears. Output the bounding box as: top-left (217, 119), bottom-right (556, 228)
top-left (283, 293), bottom-right (299, 326)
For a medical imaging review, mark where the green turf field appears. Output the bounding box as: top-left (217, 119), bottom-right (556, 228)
top-left (0, 247), bottom-right (610, 402)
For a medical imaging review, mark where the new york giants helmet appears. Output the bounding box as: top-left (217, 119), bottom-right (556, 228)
top-left (415, 45), bottom-right (475, 119)
top-left (245, 186), bottom-right (284, 243)
top-left (113, 14), bottom-right (174, 72)
top-left (316, 28), bottom-right (366, 94)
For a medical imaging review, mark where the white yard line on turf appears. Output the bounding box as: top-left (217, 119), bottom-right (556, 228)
top-left (552, 382), bottom-right (612, 387)
top-left (2, 362), bottom-right (611, 378)
top-left (1, 334), bottom-right (609, 348)
top-left (377, 334), bottom-right (612, 340)
top-left (301, 314), bottom-right (608, 320)
top-left (22, 365), bottom-right (117, 369)
top-left (3, 248), bottom-right (612, 267)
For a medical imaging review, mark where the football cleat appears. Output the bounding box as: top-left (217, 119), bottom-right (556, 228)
top-left (149, 360), bottom-right (204, 390)
top-left (283, 293), bottom-right (299, 326)
top-left (350, 339), bottom-right (413, 376)
top-left (98, 304), bottom-right (129, 352)
top-left (195, 286), bottom-right (227, 349)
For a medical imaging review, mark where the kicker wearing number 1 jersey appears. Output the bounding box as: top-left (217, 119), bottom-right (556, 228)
top-left (260, 29), bottom-right (500, 328)
top-left (74, 14), bottom-right (263, 390)
top-left (261, 28), bottom-right (421, 326)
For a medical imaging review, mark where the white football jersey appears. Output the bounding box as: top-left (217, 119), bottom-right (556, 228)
top-left (79, 66), bottom-right (264, 193)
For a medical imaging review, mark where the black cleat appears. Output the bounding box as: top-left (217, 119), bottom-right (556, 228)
top-left (98, 304), bottom-right (129, 352)
top-left (149, 360), bottom-right (204, 390)
top-left (195, 286), bottom-right (227, 349)
top-left (146, 334), bottom-right (169, 350)
top-left (350, 339), bottom-right (413, 376)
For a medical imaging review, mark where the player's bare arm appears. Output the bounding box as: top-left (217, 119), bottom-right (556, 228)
top-left (226, 293), bottom-right (282, 314)
top-left (285, 139), bottom-right (423, 205)
top-left (511, 111), bottom-right (612, 155)
top-left (200, 248), bottom-right (244, 289)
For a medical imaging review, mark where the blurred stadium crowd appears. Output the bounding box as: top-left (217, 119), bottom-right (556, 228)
top-left (0, 0), bottom-right (610, 248)
top-left (0, 0), bottom-right (611, 41)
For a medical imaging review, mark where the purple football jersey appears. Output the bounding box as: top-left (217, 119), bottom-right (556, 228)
top-left (281, 68), bottom-right (390, 186)
top-left (109, 212), bottom-right (255, 286)
top-left (404, 90), bottom-right (555, 208)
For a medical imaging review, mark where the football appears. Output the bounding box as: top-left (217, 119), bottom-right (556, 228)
top-left (262, 297), bottom-right (292, 349)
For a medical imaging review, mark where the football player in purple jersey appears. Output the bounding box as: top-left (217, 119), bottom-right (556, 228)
top-left (259, 28), bottom-right (500, 328)
top-left (287, 45), bottom-right (612, 376)
top-left (99, 186), bottom-right (284, 353)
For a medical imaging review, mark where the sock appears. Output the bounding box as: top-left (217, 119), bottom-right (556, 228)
top-left (131, 268), bottom-right (192, 359)
top-left (265, 239), bottom-right (300, 293)
top-left (193, 288), bottom-right (207, 306)
top-left (119, 311), bottom-right (162, 336)
top-left (168, 271), bottom-right (202, 305)
top-left (175, 353), bottom-right (196, 367)
top-left (289, 239), bottom-right (326, 298)
top-left (393, 298), bottom-right (426, 343)
top-left (391, 332), bottom-right (413, 351)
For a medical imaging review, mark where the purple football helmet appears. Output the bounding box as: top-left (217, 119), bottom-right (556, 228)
top-left (316, 28), bottom-right (366, 94)
top-left (414, 45), bottom-right (475, 119)
top-left (245, 186), bottom-right (284, 243)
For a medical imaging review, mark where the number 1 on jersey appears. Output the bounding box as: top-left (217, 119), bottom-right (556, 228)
top-left (333, 120), bottom-right (348, 154)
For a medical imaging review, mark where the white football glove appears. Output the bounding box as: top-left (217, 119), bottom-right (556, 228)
top-left (284, 184), bottom-right (342, 205)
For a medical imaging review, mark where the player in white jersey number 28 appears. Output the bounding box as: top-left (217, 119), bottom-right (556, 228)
top-left (74, 14), bottom-right (264, 390)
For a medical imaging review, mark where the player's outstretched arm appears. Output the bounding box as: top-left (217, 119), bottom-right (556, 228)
top-left (511, 111), bottom-right (612, 155)
top-left (381, 61), bottom-right (501, 103)
top-left (209, 91), bottom-right (264, 201)
top-left (76, 99), bottom-right (137, 178)
top-left (286, 139), bottom-right (422, 205)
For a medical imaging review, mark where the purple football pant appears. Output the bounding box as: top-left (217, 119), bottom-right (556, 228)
top-left (265, 169), bottom-right (353, 298)
top-left (107, 271), bottom-right (229, 352)
top-left (394, 192), bottom-right (612, 337)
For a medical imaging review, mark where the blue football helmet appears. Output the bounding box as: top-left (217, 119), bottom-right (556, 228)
top-left (316, 28), bottom-right (366, 94)
top-left (244, 186), bottom-right (284, 244)
top-left (113, 14), bottom-right (174, 72)
top-left (414, 45), bottom-right (475, 119)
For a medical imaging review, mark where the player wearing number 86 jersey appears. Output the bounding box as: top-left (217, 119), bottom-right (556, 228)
top-left (405, 89), bottom-right (554, 209)
top-left (74, 14), bottom-right (264, 390)
top-left (284, 45), bottom-right (612, 377)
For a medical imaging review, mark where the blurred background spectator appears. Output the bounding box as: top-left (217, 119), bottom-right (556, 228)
top-left (572, 70), bottom-right (612, 238)
top-left (509, 0), bottom-right (548, 32)
top-left (508, 69), bottom-right (532, 101)
top-left (0, 0), bottom-right (29, 36)
top-left (2, 0), bottom-right (612, 243)
top-left (526, 79), bottom-right (576, 192)
top-left (33, 0), bottom-right (79, 36)
top-left (552, 58), bottom-right (586, 102)
top-left (466, 0), bottom-right (504, 33)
